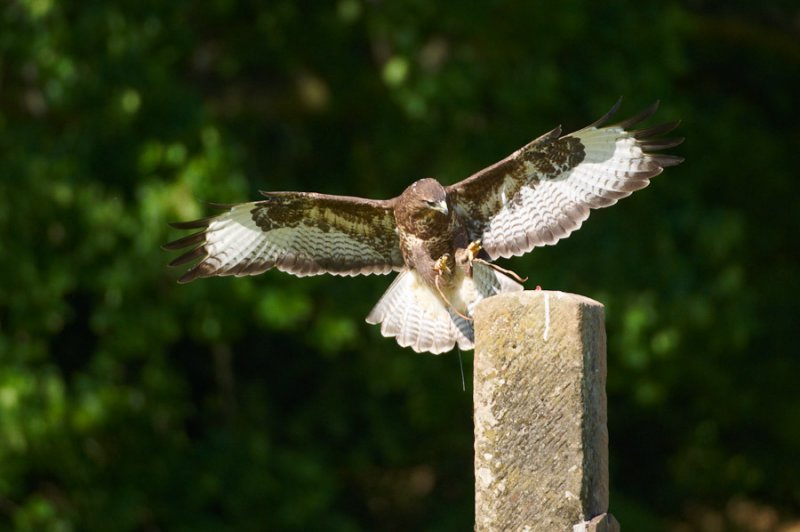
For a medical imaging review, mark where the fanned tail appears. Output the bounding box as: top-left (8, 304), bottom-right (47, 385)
top-left (365, 262), bottom-right (523, 354)
top-left (366, 270), bottom-right (471, 354)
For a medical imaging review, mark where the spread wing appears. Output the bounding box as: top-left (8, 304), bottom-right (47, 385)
top-left (446, 100), bottom-right (683, 259)
top-left (164, 191), bottom-right (404, 283)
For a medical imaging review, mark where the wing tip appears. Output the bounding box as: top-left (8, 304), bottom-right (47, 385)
top-left (167, 246), bottom-right (208, 267)
top-left (586, 99), bottom-right (680, 136)
top-left (633, 119), bottom-right (682, 139)
top-left (639, 136), bottom-right (685, 151)
top-left (168, 216), bottom-right (214, 230)
top-left (176, 272), bottom-right (197, 284)
top-left (176, 261), bottom-right (220, 283)
top-left (649, 154), bottom-right (684, 168)
top-left (161, 231), bottom-right (206, 251)
top-left (615, 100), bottom-right (661, 129)
top-left (586, 96), bottom-right (624, 129)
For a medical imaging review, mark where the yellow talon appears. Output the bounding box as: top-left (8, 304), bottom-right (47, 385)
top-left (466, 240), bottom-right (482, 262)
top-left (434, 254), bottom-right (452, 275)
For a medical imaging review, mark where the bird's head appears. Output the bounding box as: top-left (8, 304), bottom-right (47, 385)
top-left (404, 178), bottom-right (450, 219)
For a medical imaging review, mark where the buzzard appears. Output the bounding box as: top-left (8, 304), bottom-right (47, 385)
top-left (164, 101), bottom-right (682, 354)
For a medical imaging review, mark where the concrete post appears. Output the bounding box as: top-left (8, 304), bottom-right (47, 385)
top-left (473, 290), bottom-right (618, 531)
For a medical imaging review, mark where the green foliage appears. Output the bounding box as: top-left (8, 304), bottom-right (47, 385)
top-left (1, 1), bottom-right (798, 529)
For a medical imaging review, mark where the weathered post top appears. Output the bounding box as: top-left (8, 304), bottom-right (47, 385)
top-left (473, 290), bottom-right (619, 532)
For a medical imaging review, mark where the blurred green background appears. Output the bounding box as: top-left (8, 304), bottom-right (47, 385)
top-left (1, 0), bottom-right (798, 530)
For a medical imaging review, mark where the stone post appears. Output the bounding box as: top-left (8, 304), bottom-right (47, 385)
top-left (473, 291), bottom-right (618, 531)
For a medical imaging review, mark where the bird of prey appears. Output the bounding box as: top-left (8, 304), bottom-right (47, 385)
top-left (164, 101), bottom-right (682, 354)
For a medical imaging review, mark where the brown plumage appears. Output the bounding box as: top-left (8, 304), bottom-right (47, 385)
top-left (164, 100), bottom-right (683, 353)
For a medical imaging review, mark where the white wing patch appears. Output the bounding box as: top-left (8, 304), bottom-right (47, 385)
top-left (482, 125), bottom-right (666, 259)
top-left (166, 201), bottom-right (403, 282)
top-left (203, 203), bottom-right (396, 277)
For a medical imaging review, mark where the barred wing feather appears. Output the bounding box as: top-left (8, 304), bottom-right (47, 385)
top-left (164, 192), bottom-right (404, 283)
top-left (447, 101), bottom-right (683, 260)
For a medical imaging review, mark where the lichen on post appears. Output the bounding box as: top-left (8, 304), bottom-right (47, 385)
top-left (473, 290), bottom-right (618, 531)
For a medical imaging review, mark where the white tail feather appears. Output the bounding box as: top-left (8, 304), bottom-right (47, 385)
top-left (366, 263), bottom-right (523, 354)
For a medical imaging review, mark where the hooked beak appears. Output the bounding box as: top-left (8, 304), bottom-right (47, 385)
top-left (432, 200), bottom-right (449, 216)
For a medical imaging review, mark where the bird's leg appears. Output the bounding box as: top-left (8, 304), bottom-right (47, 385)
top-left (456, 239), bottom-right (482, 278)
top-left (433, 253), bottom-right (472, 321)
top-left (473, 258), bottom-right (528, 283)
